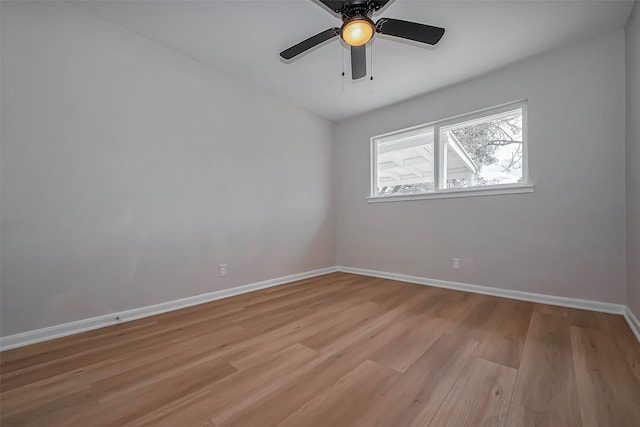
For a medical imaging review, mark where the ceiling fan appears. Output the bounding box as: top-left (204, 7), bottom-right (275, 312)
top-left (280, 0), bottom-right (445, 80)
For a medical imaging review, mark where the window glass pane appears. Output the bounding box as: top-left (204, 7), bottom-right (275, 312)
top-left (375, 128), bottom-right (434, 196)
top-left (440, 108), bottom-right (523, 188)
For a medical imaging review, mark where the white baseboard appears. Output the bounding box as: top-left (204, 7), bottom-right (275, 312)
top-left (3, 265), bottom-right (638, 350)
top-left (624, 307), bottom-right (640, 343)
top-left (0, 266), bottom-right (338, 351)
top-left (337, 266), bottom-right (627, 315)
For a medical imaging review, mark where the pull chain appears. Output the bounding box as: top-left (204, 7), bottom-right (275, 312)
top-left (369, 41), bottom-right (374, 81)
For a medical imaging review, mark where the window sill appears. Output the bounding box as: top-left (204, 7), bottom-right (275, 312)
top-left (367, 184), bottom-right (534, 203)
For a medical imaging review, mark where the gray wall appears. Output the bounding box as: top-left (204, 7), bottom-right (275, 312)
top-left (0, 1), bottom-right (336, 336)
top-left (627, 2), bottom-right (640, 318)
top-left (335, 30), bottom-right (627, 304)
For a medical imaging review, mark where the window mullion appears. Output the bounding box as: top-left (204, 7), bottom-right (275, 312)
top-left (433, 125), bottom-right (440, 192)
top-left (371, 138), bottom-right (377, 197)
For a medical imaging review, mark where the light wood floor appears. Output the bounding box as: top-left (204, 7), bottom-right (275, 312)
top-left (1, 272), bottom-right (640, 426)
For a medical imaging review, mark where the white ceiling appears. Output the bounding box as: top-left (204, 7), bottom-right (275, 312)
top-left (69, 0), bottom-right (633, 121)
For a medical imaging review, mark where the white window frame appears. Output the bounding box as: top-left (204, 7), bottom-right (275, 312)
top-left (369, 100), bottom-right (533, 202)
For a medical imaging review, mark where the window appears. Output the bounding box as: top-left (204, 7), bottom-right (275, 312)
top-left (370, 101), bottom-right (530, 201)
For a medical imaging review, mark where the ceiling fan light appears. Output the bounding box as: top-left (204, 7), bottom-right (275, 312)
top-left (341, 17), bottom-right (374, 46)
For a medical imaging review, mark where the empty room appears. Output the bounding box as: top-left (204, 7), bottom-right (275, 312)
top-left (1, 0), bottom-right (640, 425)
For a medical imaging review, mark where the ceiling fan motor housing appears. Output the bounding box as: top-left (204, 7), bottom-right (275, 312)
top-left (332, 0), bottom-right (385, 16)
top-left (341, 2), bottom-right (372, 18)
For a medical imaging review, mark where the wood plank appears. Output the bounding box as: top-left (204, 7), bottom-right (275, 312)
top-left (604, 313), bottom-right (640, 382)
top-left (570, 326), bottom-right (640, 426)
top-left (276, 359), bottom-right (400, 427)
top-left (568, 308), bottom-right (612, 333)
top-left (443, 294), bottom-right (501, 342)
top-left (369, 313), bottom-right (446, 372)
top-left (511, 312), bottom-right (581, 426)
top-left (474, 298), bottom-right (533, 369)
top-left (127, 343), bottom-right (319, 427)
top-left (505, 404), bottom-right (576, 427)
top-left (533, 303), bottom-right (569, 317)
top-left (0, 316), bottom-right (244, 391)
top-left (427, 357), bottom-right (517, 427)
top-left (214, 344), bottom-right (377, 426)
top-left (0, 325), bottom-right (246, 418)
top-left (214, 299), bottom-right (379, 368)
top-left (228, 301), bottom-right (380, 370)
top-left (3, 358), bottom-right (238, 427)
top-left (303, 286), bottom-right (440, 355)
top-left (352, 333), bottom-right (478, 427)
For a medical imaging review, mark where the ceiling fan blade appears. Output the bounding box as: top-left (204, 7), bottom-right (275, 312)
top-left (280, 28), bottom-right (340, 60)
top-left (351, 45), bottom-right (366, 80)
top-left (376, 18), bottom-right (445, 45)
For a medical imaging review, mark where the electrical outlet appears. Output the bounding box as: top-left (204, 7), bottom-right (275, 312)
top-left (219, 264), bottom-right (227, 277)
top-left (452, 258), bottom-right (461, 270)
